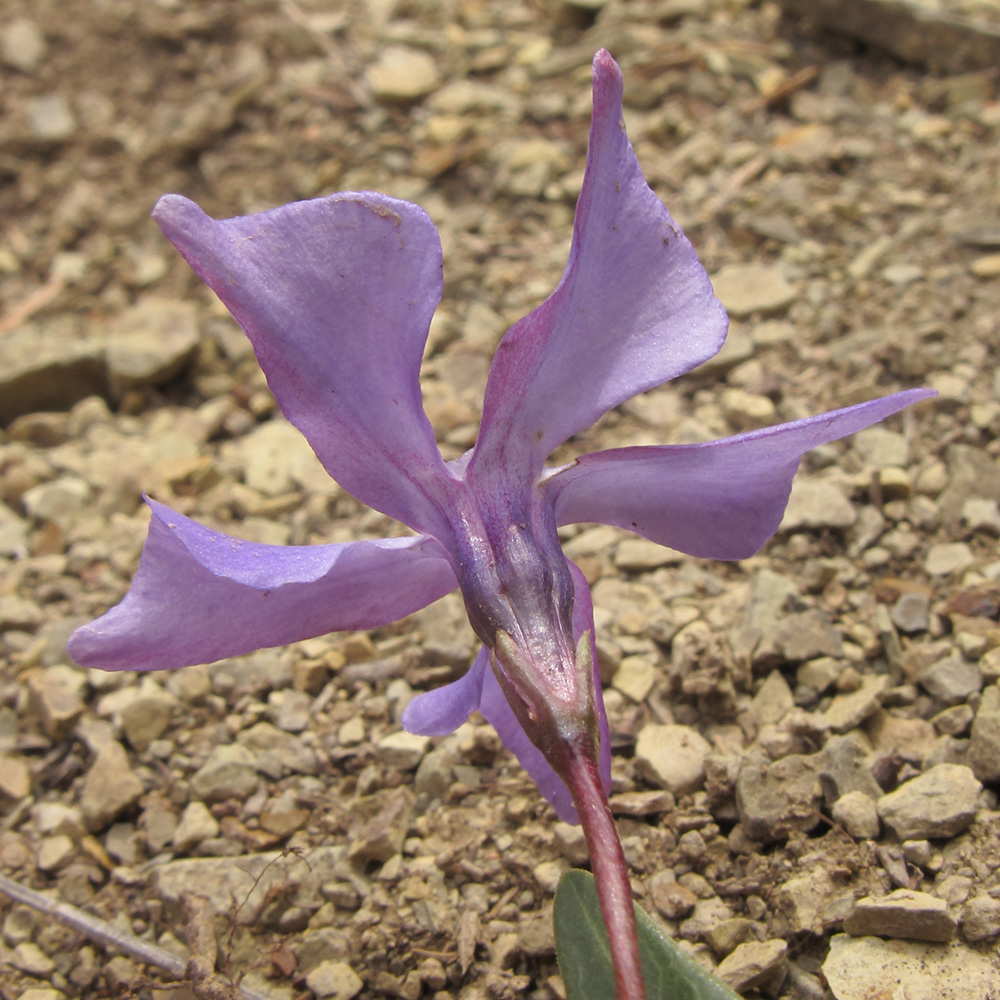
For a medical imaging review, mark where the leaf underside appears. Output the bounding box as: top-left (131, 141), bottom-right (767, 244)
top-left (554, 869), bottom-right (743, 1000)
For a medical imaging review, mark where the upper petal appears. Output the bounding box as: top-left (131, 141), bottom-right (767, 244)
top-left (546, 389), bottom-right (935, 560)
top-left (470, 50), bottom-right (727, 484)
top-left (153, 193), bottom-right (455, 540)
top-left (68, 499), bottom-right (458, 671)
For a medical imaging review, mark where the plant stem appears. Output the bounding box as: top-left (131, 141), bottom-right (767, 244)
top-left (562, 748), bottom-right (646, 1000)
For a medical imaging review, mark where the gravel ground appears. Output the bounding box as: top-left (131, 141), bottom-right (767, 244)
top-left (1, 1), bottom-right (999, 999)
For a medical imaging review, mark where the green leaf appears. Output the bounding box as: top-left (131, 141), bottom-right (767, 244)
top-left (554, 869), bottom-right (742, 1000)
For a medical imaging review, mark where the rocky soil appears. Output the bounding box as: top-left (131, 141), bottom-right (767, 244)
top-left (2, 1), bottom-right (1000, 998)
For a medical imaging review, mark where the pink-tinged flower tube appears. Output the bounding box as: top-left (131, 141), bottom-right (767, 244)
top-left (69, 50), bottom-right (934, 827)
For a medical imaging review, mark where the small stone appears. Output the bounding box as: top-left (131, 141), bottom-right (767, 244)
top-left (962, 497), bottom-right (1000, 534)
top-left (80, 741), bottom-right (144, 831)
top-left (924, 542), bottom-right (975, 576)
top-left (960, 895), bottom-right (1000, 942)
top-left (611, 655), bottom-right (656, 703)
top-left (21, 647), bottom-right (80, 734)
top-left (781, 480), bottom-right (856, 532)
top-left (823, 674), bottom-right (888, 733)
top-left (36, 834), bottom-right (75, 872)
top-left (28, 94), bottom-right (75, 141)
top-left (843, 890), bottom-right (955, 942)
top-left (735, 750), bottom-right (822, 844)
top-left (119, 683), bottom-right (176, 751)
top-left (11, 941), bottom-right (56, 977)
top-left (823, 934), bottom-right (997, 1000)
top-left (971, 253), bottom-right (1000, 278)
top-left (748, 670), bottom-right (794, 729)
top-left (967, 683), bottom-right (1000, 782)
top-left (877, 763), bottom-right (981, 840)
top-left (190, 744), bottom-right (260, 803)
top-left (774, 609), bottom-right (844, 662)
top-left (932, 703), bottom-right (974, 736)
top-left (304, 960), bottom-right (363, 1000)
top-left (832, 791), bottom-right (880, 839)
top-left (634, 724), bottom-right (712, 795)
top-left (21, 478), bottom-right (90, 529)
top-left (715, 939), bottom-right (788, 995)
top-left (0, 753), bottom-right (30, 799)
top-left (712, 263), bottom-right (796, 318)
top-left (375, 731), bottom-right (429, 770)
top-left (891, 592), bottom-right (930, 633)
top-left (2, 19), bottom-right (47, 73)
top-left (348, 787), bottom-right (413, 864)
top-left (172, 801), bottom-right (220, 852)
top-left (614, 537), bottom-right (679, 572)
top-left (935, 875), bottom-right (973, 907)
top-left (338, 716), bottom-right (365, 747)
top-left (368, 47), bottom-right (439, 101)
top-left (918, 655), bottom-right (982, 705)
top-left (650, 874), bottom-right (696, 918)
top-left (104, 298), bottom-right (200, 398)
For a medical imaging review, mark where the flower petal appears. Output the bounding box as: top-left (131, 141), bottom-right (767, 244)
top-left (470, 49), bottom-right (727, 483)
top-left (68, 499), bottom-right (458, 671)
top-left (546, 389), bottom-right (935, 560)
top-left (401, 653), bottom-right (486, 737)
top-left (478, 562), bottom-right (611, 824)
top-left (153, 193), bottom-right (455, 540)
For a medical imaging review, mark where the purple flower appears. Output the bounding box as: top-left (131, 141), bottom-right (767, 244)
top-left (69, 51), bottom-right (932, 823)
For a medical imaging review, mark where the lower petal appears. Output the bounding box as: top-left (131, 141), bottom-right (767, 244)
top-left (547, 389), bottom-right (935, 560)
top-left (401, 653), bottom-right (486, 737)
top-left (69, 499), bottom-right (458, 671)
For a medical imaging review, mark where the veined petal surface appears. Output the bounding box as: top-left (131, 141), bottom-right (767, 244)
top-left (479, 562), bottom-right (611, 824)
top-left (153, 193), bottom-right (455, 539)
top-left (68, 500), bottom-right (458, 671)
top-left (470, 50), bottom-right (727, 484)
top-left (546, 389), bottom-right (935, 560)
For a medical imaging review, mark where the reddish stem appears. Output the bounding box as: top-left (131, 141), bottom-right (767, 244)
top-left (562, 748), bottom-right (646, 1000)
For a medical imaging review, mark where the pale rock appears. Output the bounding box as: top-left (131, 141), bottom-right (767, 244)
top-left (960, 895), bottom-right (1000, 941)
top-left (0, 594), bottom-right (43, 632)
top-left (0, 502), bottom-right (29, 557)
top-left (772, 868), bottom-right (842, 936)
top-left (634, 724), bottom-right (712, 795)
top-left (918, 655), bottom-right (981, 705)
top-left (172, 801), bottom-right (220, 852)
top-left (823, 674), bottom-right (888, 733)
top-left (715, 939), bottom-right (788, 995)
top-left (26, 664), bottom-right (87, 738)
top-left (832, 790), bottom-right (880, 839)
top-left (348, 787), bottom-right (413, 864)
top-left (721, 388), bottom-right (776, 430)
top-left (338, 716), bottom-right (366, 747)
top-left (614, 537), bottom-right (680, 572)
top-left (711, 263), bottom-right (796, 318)
top-left (748, 669), bottom-right (794, 730)
top-left (28, 94), bottom-right (75, 140)
top-left (735, 750), bottom-right (822, 843)
top-left (0, 321), bottom-right (104, 424)
top-left (611, 655), bottom-right (656, 703)
top-left (962, 497), bottom-right (1000, 534)
top-left (934, 875), bottom-right (973, 907)
top-left (817, 733), bottom-right (883, 804)
top-left (2, 18), bottom-right (47, 73)
top-left (238, 721), bottom-right (317, 776)
top-left (924, 542), bottom-right (975, 576)
top-left (376, 731), bottom-right (429, 770)
top-left (891, 591), bottom-right (930, 633)
top-left (190, 744), bottom-right (260, 802)
top-left (780, 480), bottom-right (856, 532)
top-left (80, 741), bottom-right (144, 831)
top-left (21, 477), bottom-right (90, 529)
top-left (823, 934), bottom-right (997, 1000)
top-left (877, 763), bottom-right (981, 839)
top-left (36, 833), bottom-right (75, 872)
top-left (0, 753), bottom-right (31, 799)
top-left (368, 47), bottom-right (439, 101)
top-left (119, 681), bottom-right (177, 751)
top-left (843, 890), bottom-right (955, 942)
top-left (967, 683), bottom-right (1000, 782)
top-left (32, 802), bottom-right (85, 838)
top-left (10, 941), bottom-right (55, 977)
top-left (774, 609), bottom-right (843, 662)
top-left (226, 418), bottom-right (334, 497)
top-left (853, 427), bottom-right (908, 467)
top-left (104, 298), bottom-right (200, 397)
